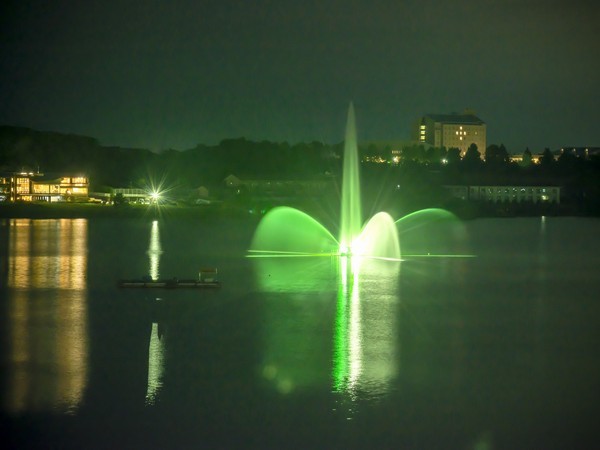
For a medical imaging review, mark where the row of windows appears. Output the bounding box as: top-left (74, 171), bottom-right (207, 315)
top-left (33, 184), bottom-right (61, 194)
top-left (61, 177), bottom-right (88, 185)
top-left (476, 187), bottom-right (556, 194)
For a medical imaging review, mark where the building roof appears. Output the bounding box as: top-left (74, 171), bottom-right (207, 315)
top-left (424, 113), bottom-right (485, 125)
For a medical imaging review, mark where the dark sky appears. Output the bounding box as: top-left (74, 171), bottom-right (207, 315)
top-left (0, 0), bottom-right (598, 152)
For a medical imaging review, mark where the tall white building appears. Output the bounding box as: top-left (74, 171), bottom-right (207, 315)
top-left (414, 112), bottom-right (486, 157)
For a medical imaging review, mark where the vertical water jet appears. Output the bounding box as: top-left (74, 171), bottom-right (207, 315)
top-left (340, 103), bottom-right (363, 253)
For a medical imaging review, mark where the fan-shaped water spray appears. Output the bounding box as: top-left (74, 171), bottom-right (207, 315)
top-left (248, 104), bottom-right (470, 401)
top-left (249, 103), bottom-right (401, 260)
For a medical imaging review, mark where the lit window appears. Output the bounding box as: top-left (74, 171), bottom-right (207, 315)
top-left (16, 178), bottom-right (30, 194)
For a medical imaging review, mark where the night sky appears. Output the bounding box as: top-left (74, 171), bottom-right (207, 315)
top-left (0, 0), bottom-right (598, 152)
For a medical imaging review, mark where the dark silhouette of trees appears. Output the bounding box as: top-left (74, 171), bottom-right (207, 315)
top-left (540, 148), bottom-right (555, 167)
top-left (521, 148), bottom-right (532, 167)
top-left (446, 147), bottom-right (461, 165)
top-left (485, 144), bottom-right (510, 166)
top-left (425, 146), bottom-right (447, 165)
top-left (463, 143), bottom-right (482, 168)
top-left (113, 193), bottom-right (125, 205)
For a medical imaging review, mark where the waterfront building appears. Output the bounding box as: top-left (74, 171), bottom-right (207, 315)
top-left (445, 185), bottom-right (560, 204)
top-left (0, 171), bottom-right (89, 202)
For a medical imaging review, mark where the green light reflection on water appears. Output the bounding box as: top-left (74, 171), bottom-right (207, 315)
top-left (331, 256), bottom-right (401, 400)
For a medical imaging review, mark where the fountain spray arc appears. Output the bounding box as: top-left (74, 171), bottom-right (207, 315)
top-left (248, 103), bottom-right (401, 261)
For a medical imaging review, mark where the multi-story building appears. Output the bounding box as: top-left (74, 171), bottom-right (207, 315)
top-left (445, 185), bottom-right (560, 204)
top-left (0, 172), bottom-right (89, 202)
top-left (414, 111), bottom-right (486, 157)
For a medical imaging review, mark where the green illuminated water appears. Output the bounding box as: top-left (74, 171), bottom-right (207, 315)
top-left (249, 104), bottom-right (401, 260)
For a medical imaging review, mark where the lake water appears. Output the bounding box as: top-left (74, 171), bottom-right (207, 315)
top-left (1, 215), bottom-right (599, 449)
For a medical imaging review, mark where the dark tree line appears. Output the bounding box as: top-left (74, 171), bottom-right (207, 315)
top-left (0, 127), bottom-right (337, 192)
top-left (2, 126), bottom-right (599, 215)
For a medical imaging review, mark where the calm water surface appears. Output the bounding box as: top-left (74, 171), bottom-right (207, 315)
top-left (1, 216), bottom-right (599, 449)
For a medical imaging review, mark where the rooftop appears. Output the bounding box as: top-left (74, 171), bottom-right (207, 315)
top-left (424, 113), bottom-right (485, 125)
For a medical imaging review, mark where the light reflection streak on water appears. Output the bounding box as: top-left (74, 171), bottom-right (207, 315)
top-left (146, 220), bottom-right (165, 405)
top-left (4, 219), bottom-right (88, 415)
top-left (252, 249), bottom-right (400, 407)
top-left (333, 257), bottom-right (400, 409)
top-left (145, 322), bottom-right (165, 405)
top-left (147, 220), bottom-right (162, 280)
top-left (347, 258), bottom-right (362, 394)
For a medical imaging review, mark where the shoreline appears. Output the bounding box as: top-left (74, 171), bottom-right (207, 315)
top-left (0, 202), bottom-right (257, 221)
top-left (0, 201), bottom-right (596, 221)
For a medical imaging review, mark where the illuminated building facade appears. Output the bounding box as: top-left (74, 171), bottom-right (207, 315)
top-left (414, 112), bottom-right (486, 157)
top-left (508, 153), bottom-right (543, 164)
top-left (445, 185), bottom-right (560, 204)
top-left (224, 173), bottom-right (334, 198)
top-left (0, 172), bottom-right (89, 202)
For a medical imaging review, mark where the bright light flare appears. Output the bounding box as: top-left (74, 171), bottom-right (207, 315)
top-left (339, 245), bottom-right (351, 256)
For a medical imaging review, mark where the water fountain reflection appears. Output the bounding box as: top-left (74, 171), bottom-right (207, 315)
top-left (3, 219), bottom-right (88, 415)
top-left (333, 257), bottom-right (400, 401)
top-left (258, 256), bottom-right (400, 404)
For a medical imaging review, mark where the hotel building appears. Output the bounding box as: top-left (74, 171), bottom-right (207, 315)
top-left (414, 112), bottom-right (486, 157)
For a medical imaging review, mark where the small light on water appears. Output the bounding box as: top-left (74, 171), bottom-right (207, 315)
top-left (277, 379), bottom-right (294, 394)
top-left (262, 364), bottom-right (277, 380)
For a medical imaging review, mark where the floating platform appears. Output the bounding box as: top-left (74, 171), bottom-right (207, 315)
top-left (119, 269), bottom-right (220, 289)
top-left (118, 279), bottom-right (221, 289)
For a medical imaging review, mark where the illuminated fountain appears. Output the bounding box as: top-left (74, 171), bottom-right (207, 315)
top-left (250, 104), bottom-right (469, 400)
top-left (249, 103), bottom-right (400, 262)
